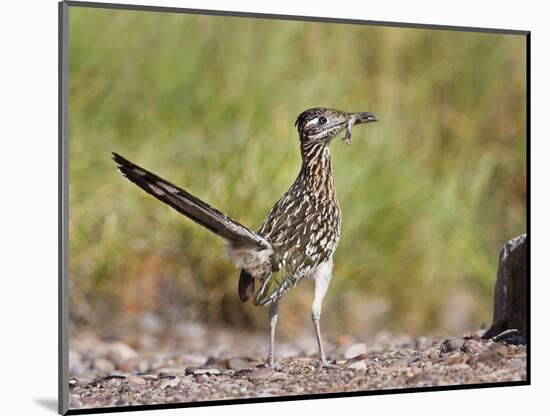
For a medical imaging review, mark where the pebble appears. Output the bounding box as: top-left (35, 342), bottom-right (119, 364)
top-left (270, 372), bottom-right (288, 381)
top-left (293, 357), bottom-right (314, 363)
top-left (157, 367), bottom-right (187, 377)
top-left (193, 368), bottom-right (221, 375)
top-left (159, 378), bottom-right (180, 389)
top-left (449, 363), bottom-right (470, 371)
top-left (228, 358), bottom-right (253, 370)
top-left (195, 374), bottom-right (209, 384)
top-left (347, 361), bottom-right (367, 371)
top-left (462, 339), bottom-right (483, 354)
top-left (468, 344), bottom-right (508, 366)
top-left (406, 372), bottom-right (431, 385)
top-left (179, 376), bottom-right (194, 385)
top-left (185, 366), bottom-right (198, 375)
top-left (205, 357), bottom-right (229, 369)
top-left (391, 366), bottom-right (411, 374)
top-left (68, 331), bottom-right (527, 409)
top-left (440, 338), bottom-right (465, 354)
top-left (249, 367), bottom-right (274, 380)
top-left (180, 353), bottom-right (209, 366)
top-left (389, 358), bottom-right (409, 368)
top-left (415, 337), bottom-right (430, 350)
top-left (93, 357), bottom-right (115, 373)
top-left (127, 375), bottom-right (146, 385)
top-left (510, 358), bottom-right (525, 369)
top-left (106, 342), bottom-right (139, 364)
top-left (445, 354), bottom-right (468, 365)
top-left (489, 343), bottom-right (509, 356)
top-left (344, 343), bottom-right (367, 359)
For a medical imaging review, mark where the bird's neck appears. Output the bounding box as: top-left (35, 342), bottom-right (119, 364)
top-left (299, 141), bottom-right (336, 199)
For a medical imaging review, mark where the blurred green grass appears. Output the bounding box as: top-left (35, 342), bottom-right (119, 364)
top-left (68, 7), bottom-right (526, 336)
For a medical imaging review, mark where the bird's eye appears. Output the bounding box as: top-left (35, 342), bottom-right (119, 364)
top-left (319, 116), bottom-right (328, 125)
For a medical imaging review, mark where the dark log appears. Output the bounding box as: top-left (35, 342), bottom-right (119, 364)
top-left (483, 234), bottom-right (527, 343)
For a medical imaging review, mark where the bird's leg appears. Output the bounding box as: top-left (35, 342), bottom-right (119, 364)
top-left (312, 313), bottom-right (327, 364)
top-left (312, 259), bottom-right (333, 366)
top-left (268, 302), bottom-right (279, 368)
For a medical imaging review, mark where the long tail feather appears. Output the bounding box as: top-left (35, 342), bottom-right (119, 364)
top-left (112, 152), bottom-right (270, 251)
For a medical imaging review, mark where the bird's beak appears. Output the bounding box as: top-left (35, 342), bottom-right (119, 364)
top-left (342, 112), bottom-right (378, 145)
top-left (350, 112), bottom-right (378, 124)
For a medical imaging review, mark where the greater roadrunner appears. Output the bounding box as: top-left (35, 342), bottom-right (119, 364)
top-left (113, 107), bottom-right (377, 366)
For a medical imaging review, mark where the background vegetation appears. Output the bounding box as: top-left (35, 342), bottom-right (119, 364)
top-left (68, 7), bottom-right (526, 339)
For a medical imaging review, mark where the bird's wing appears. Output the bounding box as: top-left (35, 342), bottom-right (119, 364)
top-left (112, 152), bottom-right (271, 252)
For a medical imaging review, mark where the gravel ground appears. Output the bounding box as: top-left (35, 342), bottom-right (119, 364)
top-left (68, 327), bottom-right (527, 410)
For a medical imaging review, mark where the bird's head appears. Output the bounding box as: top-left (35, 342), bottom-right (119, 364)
top-left (295, 107), bottom-right (378, 146)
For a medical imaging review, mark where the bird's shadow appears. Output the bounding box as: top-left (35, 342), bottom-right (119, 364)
top-left (34, 398), bottom-right (58, 413)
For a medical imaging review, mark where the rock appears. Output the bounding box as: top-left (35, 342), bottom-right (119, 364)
top-left (159, 378), bottom-right (180, 389)
top-left (127, 375), bottom-right (146, 385)
top-left (205, 356), bottom-right (229, 369)
top-left (185, 366), bottom-right (198, 375)
top-left (415, 337), bottom-right (430, 350)
top-left (440, 338), bottom-right (465, 354)
top-left (192, 368), bottom-right (221, 375)
top-left (293, 357), bottom-right (314, 363)
top-left (93, 357), bottom-right (115, 373)
top-left (489, 343), bottom-right (509, 356)
top-left (445, 354), bottom-right (468, 365)
top-left (391, 366), bottom-right (411, 374)
top-left (157, 367), bottom-right (187, 377)
top-left (449, 363), bottom-right (470, 371)
top-left (467, 344), bottom-right (508, 366)
top-left (179, 353), bottom-right (208, 366)
top-left (105, 342), bottom-right (139, 365)
top-left (228, 358), bottom-right (253, 370)
top-left (406, 372), bottom-right (431, 385)
top-left (249, 367), bottom-right (274, 380)
top-left (510, 358), bottom-right (525, 369)
top-left (179, 375), bottom-right (194, 385)
top-left (388, 358), bottom-right (409, 368)
top-left (462, 339), bottom-right (483, 354)
top-left (465, 330), bottom-right (484, 341)
top-left (116, 359), bottom-right (150, 373)
top-left (195, 374), bottom-right (209, 383)
top-left (270, 372), bottom-right (288, 381)
top-left (347, 360), bottom-right (367, 371)
top-left (100, 374), bottom-right (126, 381)
top-left (344, 343), bottom-right (367, 359)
